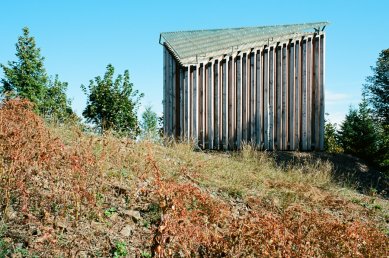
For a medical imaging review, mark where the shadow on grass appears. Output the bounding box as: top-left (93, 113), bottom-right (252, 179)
top-left (273, 152), bottom-right (389, 199)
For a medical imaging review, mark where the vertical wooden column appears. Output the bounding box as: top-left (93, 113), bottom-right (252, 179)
top-left (256, 49), bottom-right (263, 148)
top-left (319, 34), bottom-right (325, 151)
top-left (307, 38), bottom-right (312, 150)
top-left (312, 36), bottom-right (320, 151)
top-left (288, 43), bottom-right (295, 150)
top-left (170, 57), bottom-right (177, 137)
top-left (250, 52), bottom-right (255, 144)
top-left (263, 48), bottom-right (269, 150)
top-left (179, 68), bottom-right (184, 138)
top-left (228, 56), bottom-right (235, 149)
top-left (204, 63), bottom-right (209, 148)
top-left (282, 44), bottom-right (288, 150)
top-left (199, 64), bottom-right (205, 147)
top-left (276, 46), bottom-right (282, 150)
top-left (222, 59), bottom-right (228, 149)
top-left (214, 60), bottom-right (220, 149)
top-left (163, 47), bottom-right (167, 135)
top-left (301, 39), bottom-right (308, 151)
top-left (295, 40), bottom-right (301, 150)
top-left (193, 65), bottom-right (198, 142)
top-left (166, 51), bottom-right (171, 136)
top-left (236, 55), bottom-right (242, 149)
top-left (208, 62), bottom-right (214, 149)
top-left (269, 47), bottom-right (275, 150)
top-left (242, 54), bottom-right (248, 144)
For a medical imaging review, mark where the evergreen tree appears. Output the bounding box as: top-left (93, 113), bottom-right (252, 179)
top-left (1, 27), bottom-right (73, 121)
top-left (364, 49), bottom-right (389, 125)
top-left (324, 118), bottom-right (342, 154)
top-left (82, 64), bottom-right (143, 137)
top-left (338, 99), bottom-right (379, 162)
top-left (1, 27), bottom-right (48, 106)
top-left (140, 106), bottom-right (159, 140)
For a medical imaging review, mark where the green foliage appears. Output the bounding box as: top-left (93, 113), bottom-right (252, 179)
top-left (82, 64), bottom-right (143, 137)
top-left (338, 99), bottom-right (379, 162)
top-left (324, 118), bottom-right (343, 153)
top-left (140, 106), bottom-right (159, 140)
top-left (364, 49), bottom-right (389, 125)
top-left (112, 241), bottom-right (128, 258)
top-left (0, 27), bottom-right (74, 121)
top-left (104, 207), bottom-right (117, 217)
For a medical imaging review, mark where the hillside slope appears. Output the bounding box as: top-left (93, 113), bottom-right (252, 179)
top-left (0, 100), bottom-right (388, 257)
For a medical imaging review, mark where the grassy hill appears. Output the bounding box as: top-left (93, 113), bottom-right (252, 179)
top-left (0, 100), bottom-right (388, 257)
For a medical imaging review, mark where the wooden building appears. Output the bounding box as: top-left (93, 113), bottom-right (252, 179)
top-left (160, 22), bottom-right (328, 151)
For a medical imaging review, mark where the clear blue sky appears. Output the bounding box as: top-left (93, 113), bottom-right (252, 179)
top-left (0, 0), bottom-right (388, 125)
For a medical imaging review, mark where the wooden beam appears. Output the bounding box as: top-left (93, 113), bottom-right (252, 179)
top-left (193, 65), bottom-right (198, 143)
top-left (172, 58), bottom-right (176, 137)
top-left (242, 53), bottom-right (248, 144)
top-left (269, 47), bottom-right (275, 151)
top-left (307, 38), bottom-right (312, 150)
top-left (222, 59), bottom-right (228, 149)
top-left (276, 46), bottom-right (282, 150)
top-left (314, 36), bottom-right (320, 151)
top-left (208, 62), bottom-right (214, 149)
top-left (263, 48), bottom-right (269, 150)
top-left (295, 40), bottom-right (301, 150)
top-left (214, 60), bottom-right (219, 149)
top-left (228, 56), bottom-right (235, 149)
top-left (301, 39), bottom-right (308, 151)
top-left (163, 47), bottom-right (167, 135)
top-left (256, 49), bottom-right (263, 148)
top-left (288, 43), bottom-right (295, 150)
top-left (236, 55), bottom-right (242, 149)
top-left (319, 34), bottom-right (325, 151)
top-left (282, 44), bottom-right (288, 150)
top-left (250, 52), bottom-right (255, 145)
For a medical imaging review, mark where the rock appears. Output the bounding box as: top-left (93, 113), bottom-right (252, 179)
top-left (123, 210), bottom-right (141, 223)
top-left (120, 225), bottom-right (134, 237)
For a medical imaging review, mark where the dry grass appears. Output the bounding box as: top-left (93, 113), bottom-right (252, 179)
top-left (0, 99), bottom-right (388, 257)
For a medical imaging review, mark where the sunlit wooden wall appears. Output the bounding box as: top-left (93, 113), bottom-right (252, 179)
top-left (163, 33), bottom-right (325, 151)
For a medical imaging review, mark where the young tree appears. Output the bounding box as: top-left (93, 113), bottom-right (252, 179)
top-left (140, 106), bottom-right (159, 140)
top-left (338, 99), bottom-right (379, 162)
top-left (364, 49), bottom-right (389, 125)
top-left (1, 27), bottom-right (73, 121)
top-left (324, 118), bottom-right (343, 154)
top-left (41, 75), bottom-right (74, 122)
top-left (82, 64), bottom-right (143, 137)
top-left (1, 27), bottom-right (48, 106)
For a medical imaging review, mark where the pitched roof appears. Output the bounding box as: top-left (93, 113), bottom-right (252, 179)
top-left (160, 22), bottom-right (328, 65)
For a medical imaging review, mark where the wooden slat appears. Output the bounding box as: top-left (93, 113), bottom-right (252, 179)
top-left (282, 44), bottom-right (288, 150)
top-left (250, 52), bottom-right (255, 144)
top-left (263, 48), bottom-right (269, 150)
top-left (276, 46), bottom-right (282, 150)
top-left (236, 55), bottom-right (242, 149)
top-left (204, 64), bottom-right (209, 148)
top-left (167, 51), bottom-right (171, 136)
top-left (222, 59), bottom-right (228, 149)
top-left (319, 34), bottom-right (325, 150)
top-left (179, 68), bottom-right (184, 138)
top-left (295, 40), bottom-right (301, 150)
top-left (199, 64), bottom-right (205, 147)
top-left (256, 49), bottom-right (263, 148)
top-left (301, 39), bottom-right (308, 151)
top-left (228, 57), bottom-right (235, 149)
top-left (307, 38), bottom-right (312, 150)
top-left (288, 43), bottom-right (295, 150)
top-left (171, 58), bottom-right (177, 137)
top-left (314, 36), bottom-right (320, 150)
top-left (214, 60), bottom-right (219, 149)
top-left (269, 47), bottom-right (275, 151)
top-left (208, 62), bottom-right (214, 149)
top-left (193, 65), bottom-right (198, 142)
top-left (163, 47), bottom-right (167, 135)
top-left (242, 54), bottom-right (247, 144)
